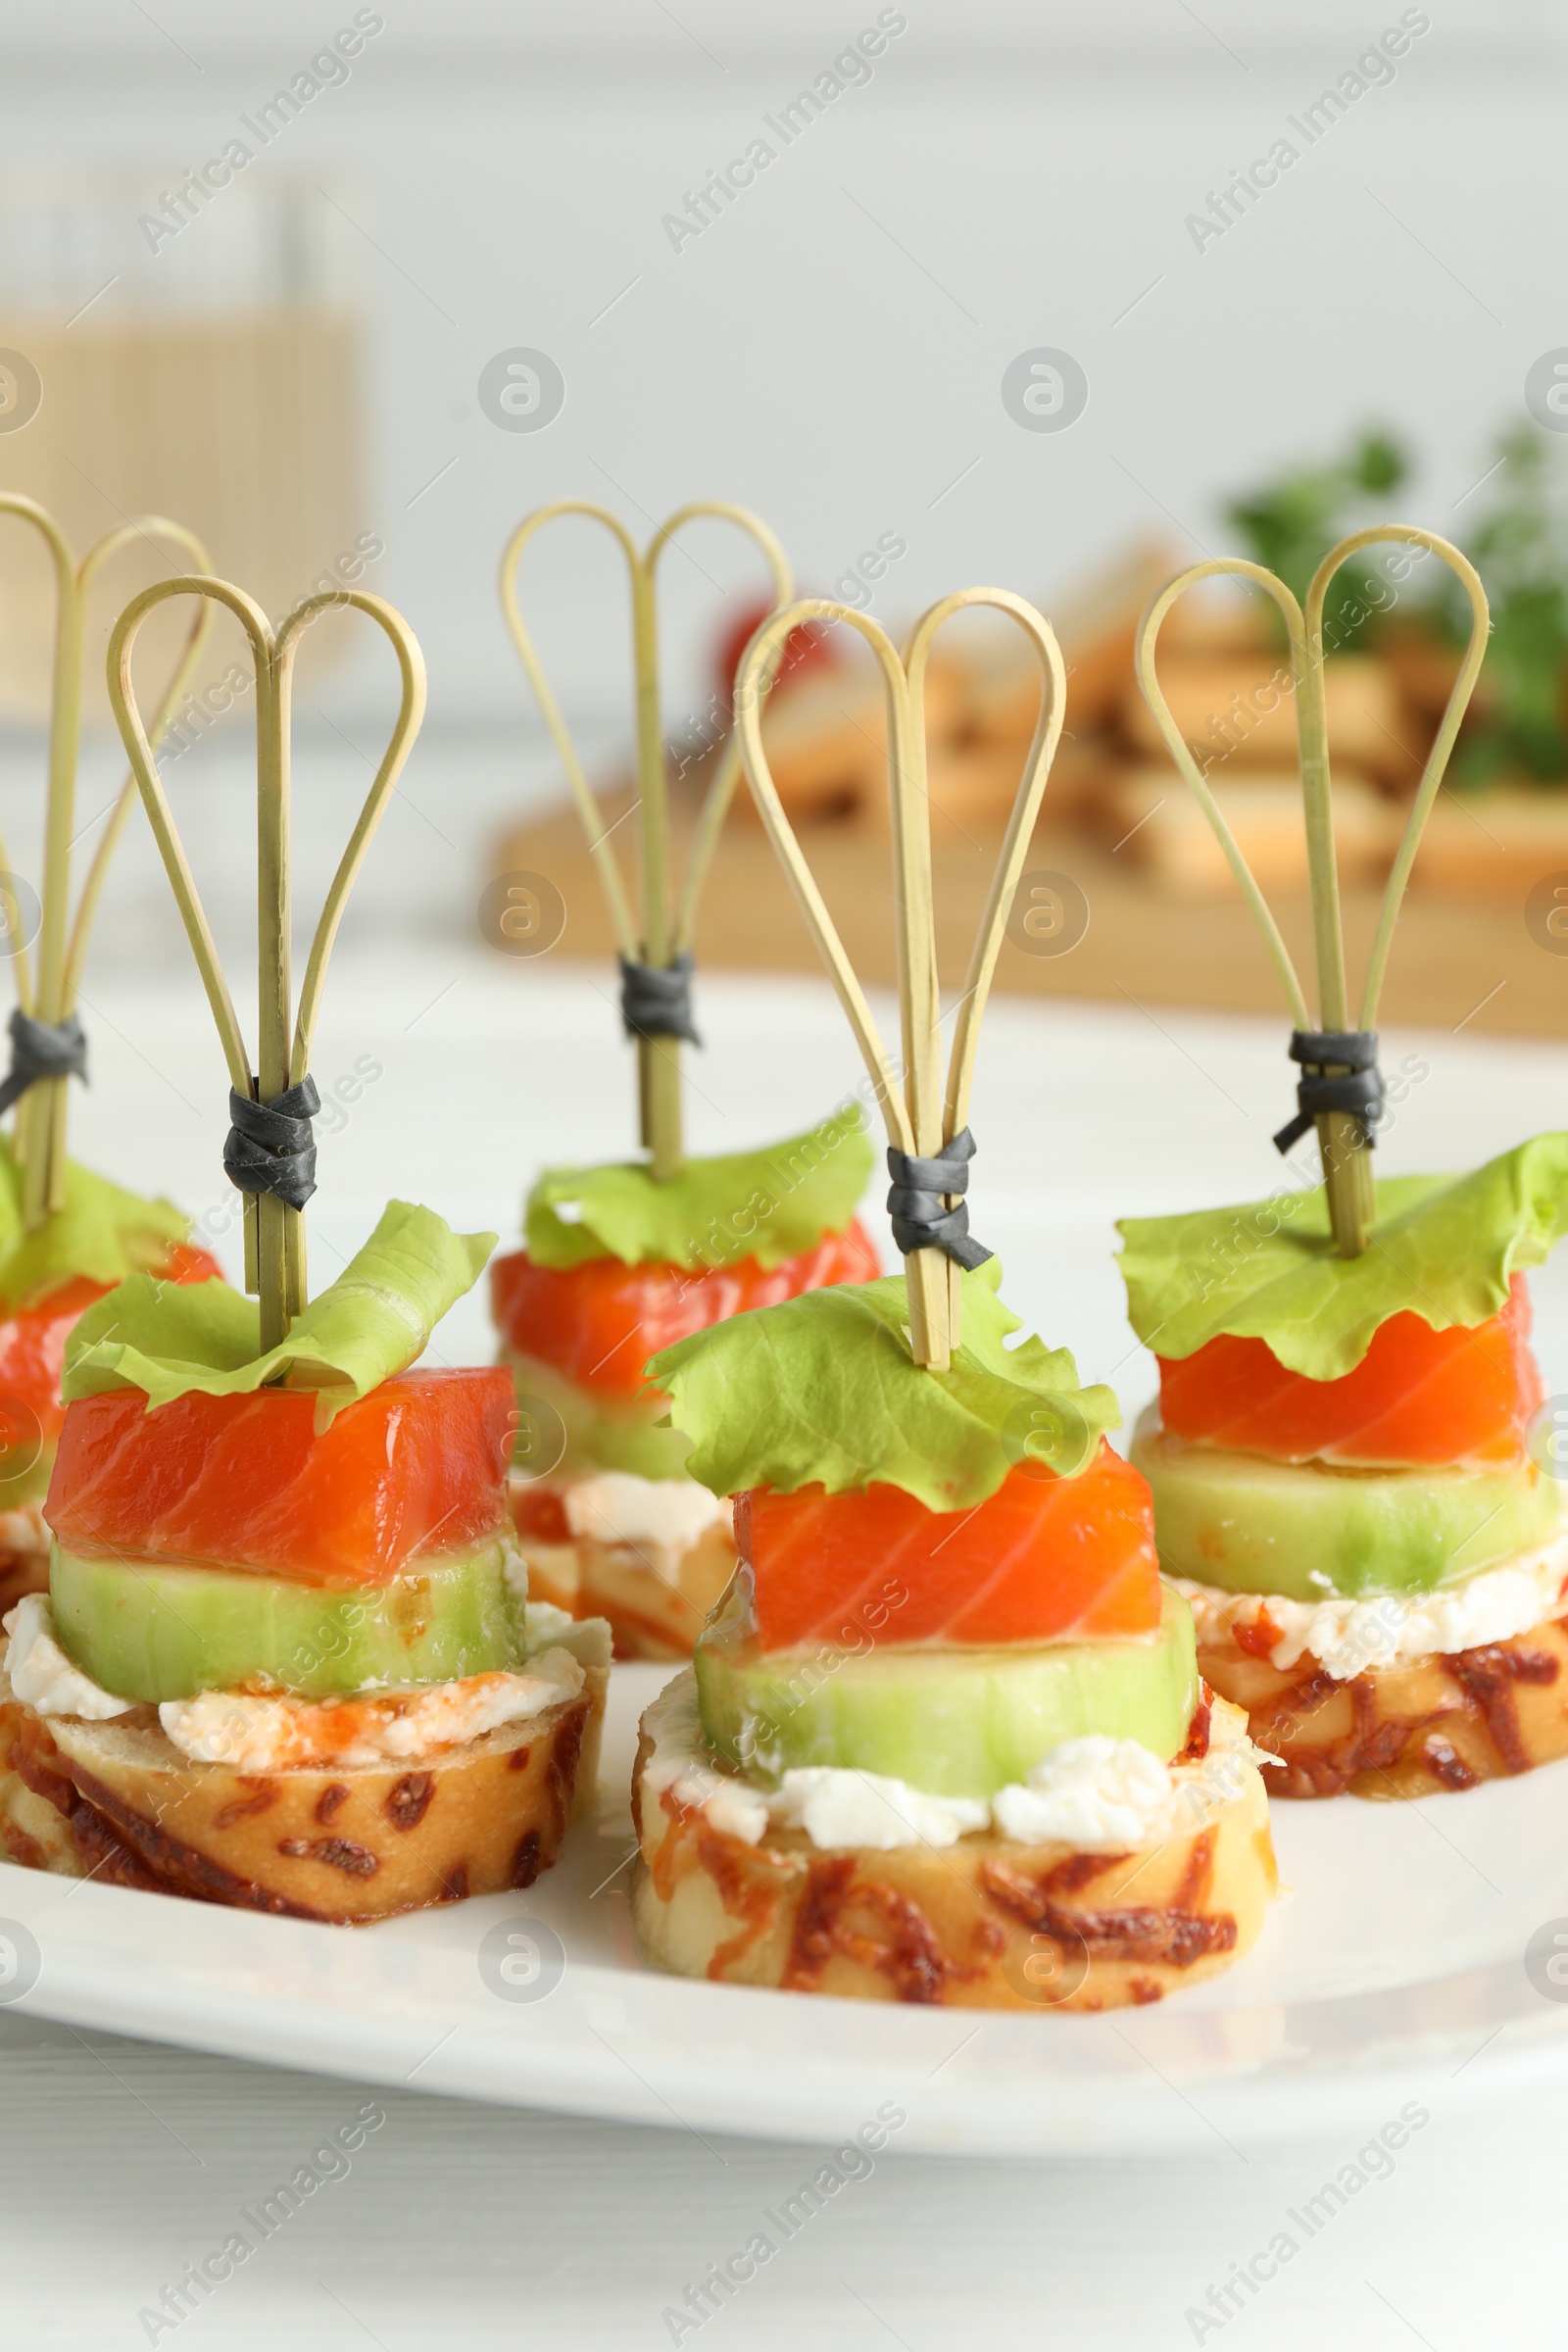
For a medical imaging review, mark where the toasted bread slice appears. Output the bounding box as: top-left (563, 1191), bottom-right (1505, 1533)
top-left (630, 1683), bottom-right (1276, 2011)
top-left (0, 1641), bottom-right (608, 1923)
top-left (509, 1475), bottom-right (735, 1659)
top-left (512, 1467), bottom-right (738, 1655)
top-left (573, 1526), bottom-right (736, 1660)
top-left (1195, 1607), bottom-right (1568, 1798)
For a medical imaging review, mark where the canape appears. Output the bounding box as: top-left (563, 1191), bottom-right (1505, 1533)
top-left (629, 1263), bottom-right (1278, 2009)
top-left (0, 567), bottom-right (612, 1920)
top-left (0, 1203), bottom-right (608, 1917)
top-left (1125, 526), bottom-right (1558, 1795)
top-left (493, 1112), bottom-right (877, 1658)
top-left (1119, 1140), bottom-right (1568, 1797)
top-left (626, 584), bottom-right (1279, 2005)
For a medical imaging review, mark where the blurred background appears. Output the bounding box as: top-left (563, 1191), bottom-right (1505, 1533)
top-left (3, 0), bottom-right (1568, 1075)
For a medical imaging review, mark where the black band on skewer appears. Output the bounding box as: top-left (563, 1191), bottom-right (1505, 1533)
top-left (619, 952), bottom-right (701, 1047)
top-left (1273, 1029), bottom-right (1385, 1156)
top-left (886, 1126), bottom-right (993, 1270)
top-left (0, 1007), bottom-right (88, 1118)
top-left (223, 1076), bottom-right (321, 1209)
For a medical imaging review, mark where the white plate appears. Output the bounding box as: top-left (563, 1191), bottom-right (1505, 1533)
top-left (7, 1659), bottom-right (1568, 2156)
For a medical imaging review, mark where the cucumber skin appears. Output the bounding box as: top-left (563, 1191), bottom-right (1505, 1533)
top-left (50, 1540), bottom-right (526, 1702)
top-left (1132, 1412), bottom-right (1561, 1601)
top-left (503, 1350), bottom-right (693, 1482)
top-left (693, 1587), bottom-right (1198, 1798)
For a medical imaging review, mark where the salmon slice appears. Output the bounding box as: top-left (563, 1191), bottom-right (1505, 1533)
top-left (491, 1219), bottom-right (880, 1400)
top-left (1157, 1273), bottom-right (1543, 1469)
top-left (735, 1446), bottom-right (1163, 1653)
top-left (46, 1367), bottom-right (515, 1586)
top-left (0, 1243), bottom-right (221, 1452)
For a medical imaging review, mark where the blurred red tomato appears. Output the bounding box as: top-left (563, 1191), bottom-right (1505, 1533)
top-left (712, 598), bottom-right (841, 713)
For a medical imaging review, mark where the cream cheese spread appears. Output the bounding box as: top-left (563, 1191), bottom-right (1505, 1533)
top-left (2, 1594), bottom-right (134, 1721)
top-left (1175, 1524), bottom-right (1568, 1680)
top-left (992, 1735), bottom-right (1186, 1848)
top-left (1, 1595), bottom-right (584, 1767)
top-left (640, 1669), bottom-right (1270, 1854)
top-left (158, 1652), bottom-right (584, 1770)
top-left (772, 1768), bottom-right (990, 1851)
top-left (640, 1674), bottom-right (772, 1842)
top-left (563, 1471), bottom-right (732, 1582)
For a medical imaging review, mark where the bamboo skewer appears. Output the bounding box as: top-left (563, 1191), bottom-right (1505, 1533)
top-left (0, 499), bottom-right (215, 1226)
top-left (734, 589), bottom-right (1067, 1370)
top-left (499, 501), bottom-right (793, 1181)
top-left (1135, 530), bottom-right (1490, 1257)
top-left (107, 579), bottom-right (426, 1349)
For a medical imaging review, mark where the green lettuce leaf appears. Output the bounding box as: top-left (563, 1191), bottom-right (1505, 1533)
top-left (64, 1200), bottom-right (496, 1427)
top-left (648, 1257), bottom-right (1122, 1510)
top-left (525, 1104), bottom-right (875, 1271)
top-left (0, 1139), bottom-right (190, 1313)
top-left (1117, 1131), bottom-right (1568, 1381)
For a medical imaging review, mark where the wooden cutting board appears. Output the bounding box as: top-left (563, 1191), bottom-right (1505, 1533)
top-left (493, 787), bottom-right (1568, 1042)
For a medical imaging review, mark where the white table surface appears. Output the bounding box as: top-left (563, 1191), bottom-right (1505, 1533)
top-left (5, 900), bottom-right (1568, 2349)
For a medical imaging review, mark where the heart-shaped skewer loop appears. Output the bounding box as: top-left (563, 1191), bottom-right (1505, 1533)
top-left (734, 589), bottom-right (1066, 1369)
top-left (108, 578), bottom-right (426, 1347)
top-left (500, 501), bottom-right (792, 1178)
top-left (1136, 528), bottom-right (1488, 1255)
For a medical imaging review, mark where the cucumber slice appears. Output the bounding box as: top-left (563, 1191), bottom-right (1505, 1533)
top-left (694, 1584), bottom-right (1198, 1797)
top-left (1132, 1410), bottom-right (1560, 1600)
top-left (0, 1437), bottom-right (54, 1515)
top-left (505, 1350), bottom-right (693, 1482)
top-left (50, 1539), bottom-right (525, 1702)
